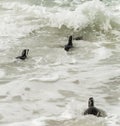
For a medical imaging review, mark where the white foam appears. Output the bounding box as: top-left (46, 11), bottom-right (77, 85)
top-left (1, 119), bottom-right (46, 126)
top-left (0, 0), bottom-right (119, 32)
top-left (60, 99), bottom-right (78, 119)
top-left (93, 46), bottom-right (112, 61)
top-left (29, 74), bottom-right (59, 82)
top-left (47, 0), bottom-right (118, 31)
top-left (106, 114), bottom-right (120, 126)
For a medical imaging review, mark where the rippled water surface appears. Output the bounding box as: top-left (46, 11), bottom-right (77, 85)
top-left (0, 0), bottom-right (120, 126)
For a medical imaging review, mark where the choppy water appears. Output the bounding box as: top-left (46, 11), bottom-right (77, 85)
top-left (0, 0), bottom-right (120, 125)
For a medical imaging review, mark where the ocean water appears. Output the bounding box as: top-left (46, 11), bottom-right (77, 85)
top-left (0, 0), bottom-right (120, 125)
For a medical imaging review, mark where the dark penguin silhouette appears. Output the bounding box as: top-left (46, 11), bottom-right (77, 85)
top-left (84, 97), bottom-right (101, 117)
top-left (16, 49), bottom-right (29, 60)
top-left (64, 36), bottom-right (73, 51)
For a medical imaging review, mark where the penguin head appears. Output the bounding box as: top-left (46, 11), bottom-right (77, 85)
top-left (88, 97), bottom-right (94, 107)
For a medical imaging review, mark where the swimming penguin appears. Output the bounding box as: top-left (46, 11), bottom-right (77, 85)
top-left (84, 97), bottom-right (101, 117)
top-left (64, 36), bottom-right (73, 51)
top-left (16, 49), bottom-right (29, 60)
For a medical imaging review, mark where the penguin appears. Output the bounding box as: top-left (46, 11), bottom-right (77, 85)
top-left (64, 36), bottom-right (73, 51)
top-left (16, 49), bottom-right (29, 60)
top-left (84, 97), bottom-right (101, 117)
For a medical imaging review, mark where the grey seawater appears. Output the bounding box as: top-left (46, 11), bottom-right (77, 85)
top-left (0, 0), bottom-right (120, 126)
